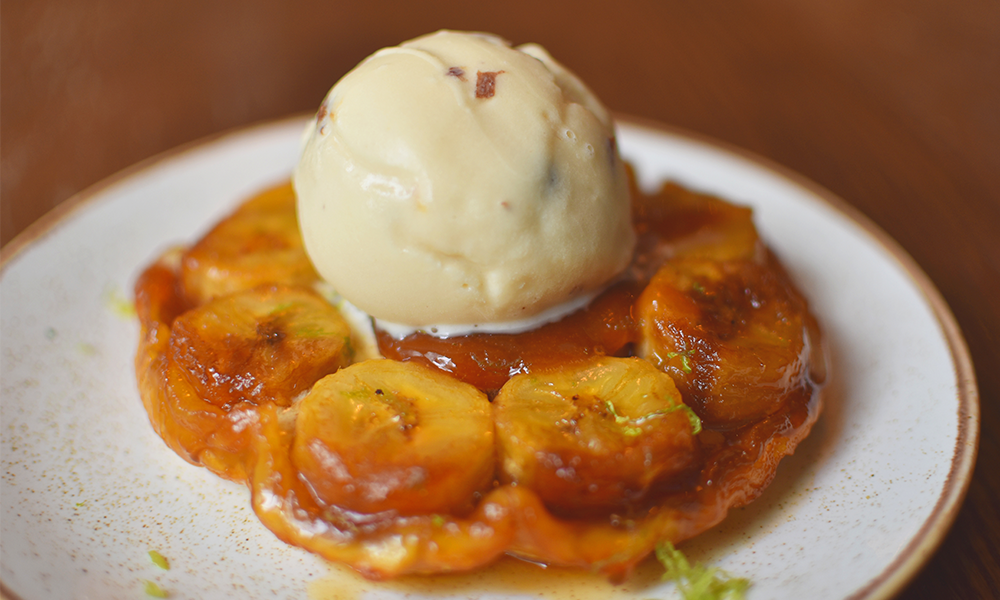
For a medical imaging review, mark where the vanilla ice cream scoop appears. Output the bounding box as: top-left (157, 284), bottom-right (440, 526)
top-left (294, 30), bottom-right (635, 329)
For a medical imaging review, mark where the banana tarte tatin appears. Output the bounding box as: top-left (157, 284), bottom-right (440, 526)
top-left (133, 172), bottom-right (826, 581)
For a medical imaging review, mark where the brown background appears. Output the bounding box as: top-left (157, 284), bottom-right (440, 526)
top-left (2, 1), bottom-right (997, 598)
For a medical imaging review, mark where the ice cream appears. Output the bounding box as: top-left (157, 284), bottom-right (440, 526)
top-left (294, 30), bottom-right (635, 331)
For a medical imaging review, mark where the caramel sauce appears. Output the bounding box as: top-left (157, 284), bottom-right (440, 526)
top-left (376, 280), bottom-right (643, 392)
top-left (308, 555), bottom-right (667, 600)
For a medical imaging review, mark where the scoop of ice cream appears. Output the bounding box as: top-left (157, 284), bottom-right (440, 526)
top-left (294, 30), bottom-right (635, 328)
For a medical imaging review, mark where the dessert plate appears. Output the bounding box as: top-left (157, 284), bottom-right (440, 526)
top-left (0, 116), bottom-right (978, 600)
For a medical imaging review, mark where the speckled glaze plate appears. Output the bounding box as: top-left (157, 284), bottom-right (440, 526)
top-left (0, 116), bottom-right (978, 600)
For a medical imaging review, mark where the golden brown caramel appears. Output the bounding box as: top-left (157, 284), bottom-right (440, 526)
top-left (376, 281), bottom-right (642, 392)
top-left (180, 182), bottom-right (319, 305)
top-left (133, 175), bottom-right (825, 580)
top-left (135, 259), bottom-right (257, 482)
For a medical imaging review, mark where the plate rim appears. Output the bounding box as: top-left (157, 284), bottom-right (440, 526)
top-left (0, 113), bottom-right (980, 600)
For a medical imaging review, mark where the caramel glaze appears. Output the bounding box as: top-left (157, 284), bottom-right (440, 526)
top-left (133, 177), bottom-right (826, 581)
top-left (376, 280), bottom-right (643, 394)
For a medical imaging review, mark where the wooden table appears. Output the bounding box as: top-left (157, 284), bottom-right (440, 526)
top-left (2, 2), bottom-right (997, 598)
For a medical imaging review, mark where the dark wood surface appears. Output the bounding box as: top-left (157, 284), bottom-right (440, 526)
top-left (2, 2), bottom-right (997, 598)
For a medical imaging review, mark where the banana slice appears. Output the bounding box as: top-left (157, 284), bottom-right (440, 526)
top-left (637, 254), bottom-right (822, 428)
top-left (629, 180), bottom-right (762, 282)
top-left (169, 284), bottom-right (353, 409)
top-left (180, 182), bottom-right (319, 305)
top-left (292, 360), bottom-right (495, 516)
top-left (493, 356), bottom-right (700, 516)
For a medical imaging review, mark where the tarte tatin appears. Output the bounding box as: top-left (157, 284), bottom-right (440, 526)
top-left (133, 167), bottom-right (826, 581)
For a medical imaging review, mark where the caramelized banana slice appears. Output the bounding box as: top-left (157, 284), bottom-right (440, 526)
top-left (180, 182), bottom-right (319, 305)
top-left (169, 285), bottom-right (353, 409)
top-left (292, 360), bottom-right (495, 516)
top-left (252, 405), bottom-right (514, 579)
top-left (638, 254), bottom-right (823, 428)
top-left (493, 357), bottom-right (700, 516)
top-left (629, 179), bottom-right (762, 282)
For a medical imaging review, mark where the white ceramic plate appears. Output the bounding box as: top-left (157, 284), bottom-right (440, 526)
top-left (0, 117), bottom-right (978, 600)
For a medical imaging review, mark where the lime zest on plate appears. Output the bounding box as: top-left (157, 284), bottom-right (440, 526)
top-left (655, 541), bottom-right (749, 600)
top-left (143, 579), bottom-right (169, 597)
top-left (148, 550), bottom-right (170, 570)
top-left (105, 286), bottom-right (137, 319)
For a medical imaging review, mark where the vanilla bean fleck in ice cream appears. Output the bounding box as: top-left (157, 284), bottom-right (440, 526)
top-left (294, 30), bottom-right (635, 330)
